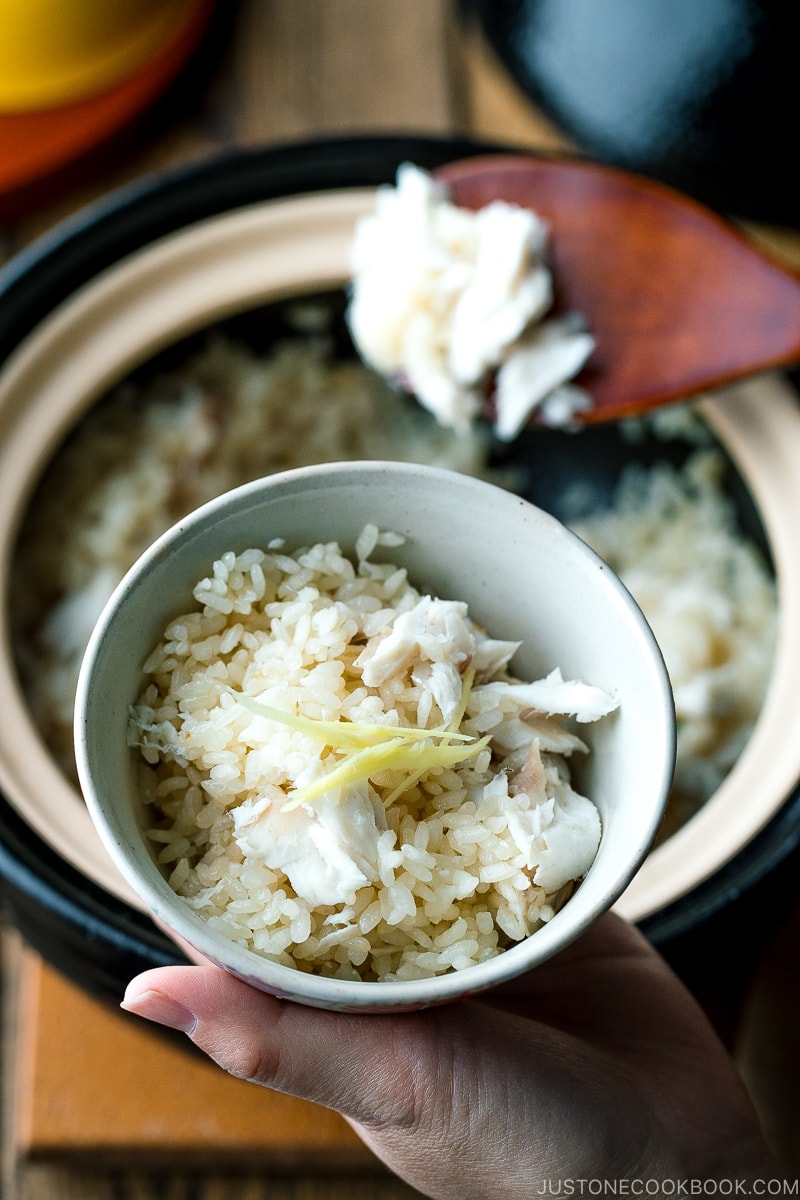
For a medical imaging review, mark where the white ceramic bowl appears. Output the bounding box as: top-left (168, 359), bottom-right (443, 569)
top-left (74, 461), bottom-right (675, 1011)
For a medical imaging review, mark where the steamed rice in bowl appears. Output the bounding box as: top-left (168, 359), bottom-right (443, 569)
top-left (128, 526), bottom-right (618, 982)
top-left (76, 459), bottom-right (674, 1007)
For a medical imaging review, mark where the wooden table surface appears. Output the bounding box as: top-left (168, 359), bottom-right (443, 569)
top-left (1, 2), bottom-right (799, 1197)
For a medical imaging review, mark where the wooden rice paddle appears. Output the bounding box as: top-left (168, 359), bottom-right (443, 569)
top-left (436, 154), bottom-right (800, 425)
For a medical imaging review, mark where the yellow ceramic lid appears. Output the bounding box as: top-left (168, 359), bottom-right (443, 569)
top-left (0, 0), bottom-right (201, 112)
top-left (0, 0), bottom-right (215, 217)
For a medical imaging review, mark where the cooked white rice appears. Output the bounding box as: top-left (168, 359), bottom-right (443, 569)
top-left (569, 445), bottom-right (777, 835)
top-left (129, 530), bottom-right (617, 981)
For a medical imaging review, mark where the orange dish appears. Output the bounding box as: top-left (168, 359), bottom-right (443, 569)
top-left (0, 0), bottom-right (215, 218)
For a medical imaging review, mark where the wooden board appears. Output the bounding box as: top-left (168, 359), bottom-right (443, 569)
top-left (9, 949), bottom-right (370, 1168)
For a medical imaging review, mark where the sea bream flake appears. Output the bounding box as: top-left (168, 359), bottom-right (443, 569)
top-left (347, 164), bottom-right (595, 439)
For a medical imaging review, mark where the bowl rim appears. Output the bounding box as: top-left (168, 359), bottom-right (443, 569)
top-left (1, 135), bottom-right (799, 959)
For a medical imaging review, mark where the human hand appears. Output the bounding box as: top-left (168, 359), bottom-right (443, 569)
top-left (121, 913), bottom-right (777, 1199)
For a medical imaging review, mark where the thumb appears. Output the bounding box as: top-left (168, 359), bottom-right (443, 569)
top-left (122, 963), bottom-right (429, 1130)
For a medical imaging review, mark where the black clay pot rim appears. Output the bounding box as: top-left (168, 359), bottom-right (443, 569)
top-left (1, 134), bottom-right (799, 995)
